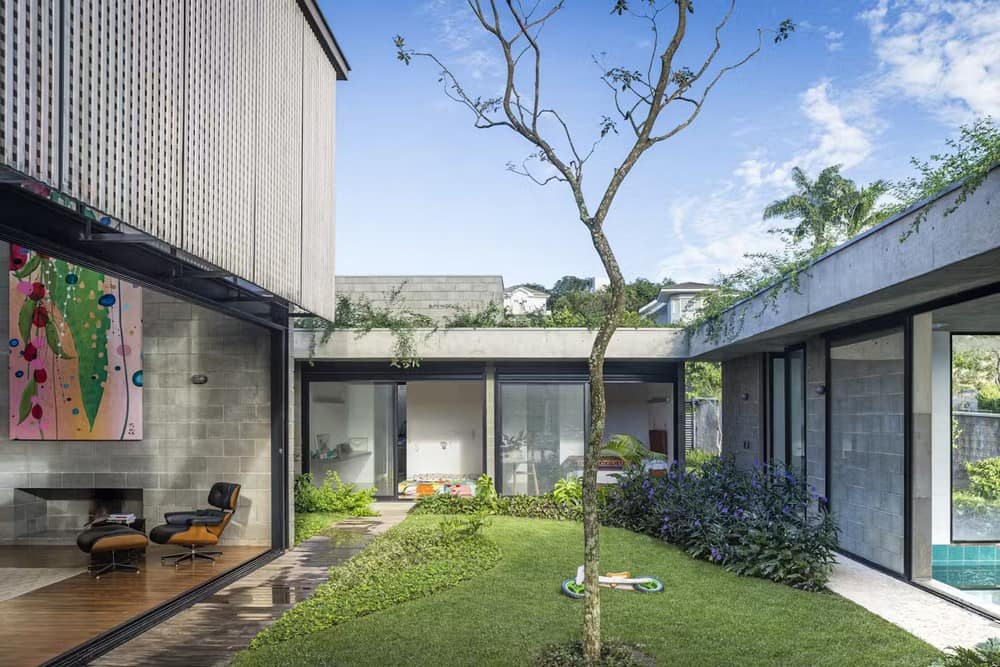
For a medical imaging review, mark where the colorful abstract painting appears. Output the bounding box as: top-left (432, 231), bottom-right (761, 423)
top-left (9, 246), bottom-right (142, 440)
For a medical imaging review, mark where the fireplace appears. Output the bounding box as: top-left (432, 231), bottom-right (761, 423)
top-left (10, 488), bottom-right (143, 543)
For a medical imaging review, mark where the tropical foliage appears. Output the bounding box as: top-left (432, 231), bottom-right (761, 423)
top-left (603, 458), bottom-right (838, 591)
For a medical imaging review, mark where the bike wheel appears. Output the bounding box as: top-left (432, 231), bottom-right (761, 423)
top-left (632, 576), bottom-right (664, 593)
top-left (561, 578), bottom-right (586, 599)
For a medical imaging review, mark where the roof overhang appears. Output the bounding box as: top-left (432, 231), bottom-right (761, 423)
top-left (294, 327), bottom-right (689, 361)
top-left (298, 0), bottom-right (350, 79)
top-left (689, 166), bottom-right (1000, 361)
top-left (0, 179), bottom-right (290, 330)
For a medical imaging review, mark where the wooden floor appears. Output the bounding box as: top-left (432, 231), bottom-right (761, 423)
top-left (0, 544), bottom-right (269, 667)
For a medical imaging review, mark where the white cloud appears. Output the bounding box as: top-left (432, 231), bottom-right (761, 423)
top-left (734, 81), bottom-right (874, 190)
top-left (655, 185), bottom-right (785, 283)
top-left (797, 20), bottom-right (846, 52)
top-left (422, 0), bottom-right (501, 79)
top-left (860, 0), bottom-right (1000, 120)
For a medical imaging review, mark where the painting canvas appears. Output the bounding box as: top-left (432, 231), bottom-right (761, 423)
top-left (9, 245), bottom-right (142, 440)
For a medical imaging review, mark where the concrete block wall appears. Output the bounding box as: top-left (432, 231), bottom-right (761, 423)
top-left (721, 354), bottom-right (765, 468)
top-left (829, 352), bottom-right (906, 573)
top-left (335, 275), bottom-right (504, 322)
top-left (0, 253), bottom-right (272, 546)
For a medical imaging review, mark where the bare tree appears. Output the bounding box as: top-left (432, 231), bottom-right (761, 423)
top-left (396, 2), bottom-right (791, 662)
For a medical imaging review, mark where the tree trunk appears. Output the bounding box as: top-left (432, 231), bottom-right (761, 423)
top-left (582, 223), bottom-right (627, 666)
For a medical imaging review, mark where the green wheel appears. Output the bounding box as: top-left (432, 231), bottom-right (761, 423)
top-left (561, 578), bottom-right (586, 599)
top-left (632, 577), bottom-right (664, 593)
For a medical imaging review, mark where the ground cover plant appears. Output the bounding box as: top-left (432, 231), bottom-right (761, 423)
top-left (232, 515), bottom-right (939, 667)
top-left (249, 514), bottom-right (500, 648)
top-left (292, 512), bottom-right (344, 546)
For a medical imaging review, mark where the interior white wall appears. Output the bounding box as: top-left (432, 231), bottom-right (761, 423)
top-left (931, 331), bottom-right (952, 544)
top-left (407, 381), bottom-right (483, 478)
top-left (309, 383), bottom-right (377, 486)
top-left (604, 384), bottom-right (672, 447)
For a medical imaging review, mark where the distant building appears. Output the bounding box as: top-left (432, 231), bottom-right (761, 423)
top-left (335, 275), bottom-right (504, 322)
top-left (504, 285), bottom-right (550, 315)
top-left (639, 282), bottom-right (717, 325)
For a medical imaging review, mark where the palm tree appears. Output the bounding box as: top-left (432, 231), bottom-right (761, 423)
top-left (764, 166), bottom-right (889, 251)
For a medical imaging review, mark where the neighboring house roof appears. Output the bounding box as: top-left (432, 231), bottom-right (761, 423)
top-left (658, 282), bottom-right (717, 293)
top-left (505, 285), bottom-right (549, 298)
top-left (639, 282), bottom-right (717, 316)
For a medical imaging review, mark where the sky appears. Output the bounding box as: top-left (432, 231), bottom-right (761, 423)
top-left (317, 0), bottom-right (1000, 287)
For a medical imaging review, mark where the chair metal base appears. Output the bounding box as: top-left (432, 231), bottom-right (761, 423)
top-left (89, 551), bottom-right (140, 579)
top-left (161, 545), bottom-right (223, 567)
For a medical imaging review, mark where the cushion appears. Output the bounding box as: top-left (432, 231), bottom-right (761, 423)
top-left (165, 509), bottom-right (225, 525)
top-left (77, 524), bottom-right (148, 553)
top-left (149, 523), bottom-right (189, 544)
top-left (208, 482), bottom-right (241, 510)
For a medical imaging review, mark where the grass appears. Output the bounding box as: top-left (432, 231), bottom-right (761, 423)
top-left (235, 515), bottom-right (941, 667)
top-left (292, 511), bottom-right (345, 546)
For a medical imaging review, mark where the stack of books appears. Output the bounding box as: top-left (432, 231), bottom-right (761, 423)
top-left (104, 513), bottom-right (137, 524)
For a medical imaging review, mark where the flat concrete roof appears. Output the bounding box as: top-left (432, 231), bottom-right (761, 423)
top-left (294, 327), bottom-right (689, 362)
top-left (689, 166), bottom-right (1000, 361)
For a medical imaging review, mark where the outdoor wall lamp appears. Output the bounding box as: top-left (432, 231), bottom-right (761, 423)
top-left (741, 392), bottom-right (749, 400)
top-left (191, 374), bottom-right (209, 385)
top-left (815, 385), bottom-right (827, 395)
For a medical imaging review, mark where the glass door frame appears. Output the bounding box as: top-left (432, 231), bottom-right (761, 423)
top-left (766, 352), bottom-right (785, 466)
top-left (784, 344), bottom-right (807, 478)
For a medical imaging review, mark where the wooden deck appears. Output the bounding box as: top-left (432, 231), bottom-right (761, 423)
top-left (0, 544), bottom-right (269, 667)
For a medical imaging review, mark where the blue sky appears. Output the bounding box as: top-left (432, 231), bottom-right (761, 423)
top-left (318, 0), bottom-right (999, 287)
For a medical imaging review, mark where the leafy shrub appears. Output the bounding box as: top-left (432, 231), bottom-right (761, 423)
top-left (603, 458), bottom-right (838, 591)
top-left (412, 491), bottom-right (585, 521)
top-left (251, 518), bottom-right (501, 648)
top-left (552, 475), bottom-right (583, 506)
top-left (978, 385), bottom-right (1000, 413)
top-left (965, 458), bottom-right (1000, 500)
top-left (293, 511), bottom-right (344, 546)
top-left (535, 642), bottom-right (655, 667)
top-left (294, 472), bottom-right (377, 516)
top-left (930, 638), bottom-right (1000, 666)
top-left (685, 449), bottom-right (718, 472)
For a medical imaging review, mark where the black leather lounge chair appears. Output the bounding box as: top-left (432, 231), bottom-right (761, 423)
top-left (149, 482), bottom-right (240, 566)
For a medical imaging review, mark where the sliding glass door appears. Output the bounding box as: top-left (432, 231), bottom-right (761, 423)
top-left (498, 383), bottom-right (586, 495)
top-left (307, 382), bottom-right (396, 497)
top-left (786, 346), bottom-right (806, 478)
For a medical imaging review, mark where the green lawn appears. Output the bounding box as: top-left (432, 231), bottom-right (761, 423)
top-left (236, 515), bottom-right (940, 667)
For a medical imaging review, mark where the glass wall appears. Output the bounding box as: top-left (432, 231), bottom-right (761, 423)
top-left (605, 383), bottom-right (673, 457)
top-left (308, 383), bottom-right (396, 496)
top-left (829, 329), bottom-right (906, 573)
top-left (787, 347), bottom-right (806, 477)
top-left (951, 334), bottom-right (1000, 541)
top-left (770, 356), bottom-right (786, 465)
top-left (499, 383), bottom-right (585, 495)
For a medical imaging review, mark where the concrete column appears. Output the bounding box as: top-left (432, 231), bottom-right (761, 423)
top-left (485, 365), bottom-right (496, 481)
top-left (911, 313), bottom-right (934, 579)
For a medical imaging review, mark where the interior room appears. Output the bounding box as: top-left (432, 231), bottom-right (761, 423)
top-left (922, 293), bottom-right (1000, 614)
top-left (0, 241), bottom-right (273, 664)
top-left (307, 379), bottom-right (485, 499)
